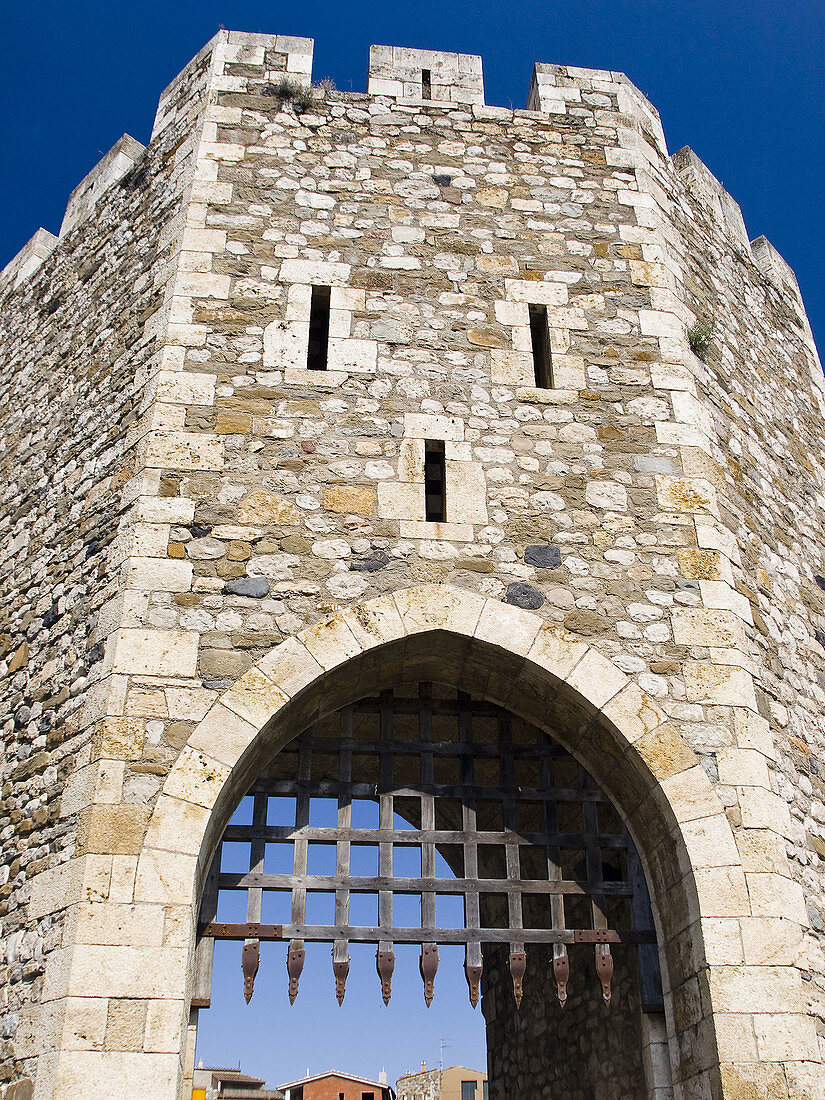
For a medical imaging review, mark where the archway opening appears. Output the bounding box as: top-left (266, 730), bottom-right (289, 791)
top-left (191, 678), bottom-right (668, 1098)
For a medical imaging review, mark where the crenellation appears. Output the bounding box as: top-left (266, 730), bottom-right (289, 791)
top-left (59, 133), bottom-right (147, 239)
top-left (0, 228), bottom-right (58, 290)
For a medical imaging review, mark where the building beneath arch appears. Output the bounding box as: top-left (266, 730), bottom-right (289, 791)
top-left (2, 28), bottom-right (825, 1100)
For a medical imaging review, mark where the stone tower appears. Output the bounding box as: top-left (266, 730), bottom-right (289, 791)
top-left (2, 30), bottom-right (824, 1100)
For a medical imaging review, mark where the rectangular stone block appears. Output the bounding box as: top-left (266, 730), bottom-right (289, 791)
top-left (327, 337), bottom-right (377, 373)
top-left (143, 796), bottom-right (211, 857)
top-left (122, 557), bottom-right (193, 592)
top-left (145, 430), bottom-right (223, 471)
top-left (76, 903), bottom-right (165, 947)
top-left (154, 370), bottom-right (216, 406)
top-left (188, 700), bottom-right (259, 765)
top-left (133, 848), bottom-right (198, 905)
top-left (683, 662), bottom-right (758, 710)
top-left (445, 459), bottom-right (487, 523)
top-left (162, 745), bottom-right (231, 809)
top-left (671, 608), bottom-right (746, 649)
top-left (403, 412), bottom-right (465, 440)
top-left (111, 629), bottom-right (199, 677)
top-left (398, 519), bottom-right (475, 541)
top-left (79, 805), bottom-right (150, 856)
top-left (377, 481), bottom-right (425, 520)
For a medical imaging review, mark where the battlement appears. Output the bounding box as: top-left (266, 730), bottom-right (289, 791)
top-left (367, 45), bottom-right (484, 104)
top-left (3, 29), bottom-right (807, 309)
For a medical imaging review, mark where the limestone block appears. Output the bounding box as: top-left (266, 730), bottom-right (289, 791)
top-left (658, 766), bottom-right (726, 824)
top-left (745, 873), bottom-right (808, 924)
top-left (122, 558), bottom-right (193, 592)
top-left (178, 272), bottom-right (231, 299)
top-left (299, 614), bottom-right (363, 670)
top-left (445, 459), bottom-right (487, 523)
top-left (526, 624), bottom-right (589, 682)
top-left (163, 746), bottom-right (231, 808)
top-left (143, 795), bottom-right (211, 856)
top-left (220, 671), bottom-right (289, 730)
top-left (600, 682), bottom-right (666, 746)
top-left (377, 481), bottom-right (425, 520)
top-left (53, 1049), bottom-right (179, 1098)
top-left (257, 636), bottom-right (325, 697)
top-left (279, 259), bottom-right (351, 284)
top-left (504, 279), bottom-right (569, 305)
top-left (188, 702), bottom-right (259, 766)
top-left (237, 490), bottom-right (300, 525)
top-left (733, 710), bottom-right (775, 758)
top-left (585, 480), bottom-right (628, 511)
top-left (28, 859), bottom-right (85, 920)
top-left (76, 903), bottom-right (165, 947)
top-left (740, 918), bottom-right (806, 966)
top-left (566, 649), bottom-right (628, 708)
top-left (404, 412), bottom-right (465, 441)
top-left (328, 308), bottom-right (353, 338)
top-left (79, 805), bottom-right (150, 856)
top-left (323, 485), bottom-right (376, 514)
top-left (341, 597), bottom-right (406, 652)
top-left (111, 629), bottom-right (199, 677)
top-left (284, 366), bottom-right (348, 388)
top-left (692, 867), bottom-right (751, 918)
top-left (133, 849), bottom-right (199, 905)
top-left (717, 748), bottom-right (770, 789)
top-left (655, 475), bottom-right (719, 518)
top-left (683, 662), bottom-right (758, 710)
top-left (91, 717), bottom-right (146, 761)
top-left (699, 580), bottom-right (754, 624)
top-left (180, 228), bottom-right (227, 253)
top-left (708, 963), bottom-right (807, 1015)
top-left (681, 815), bottom-right (742, 869)
top-left (738, 787), bottom-right (793, 836)
top-left (398, 438), bottom-right (425, 481)
top-left (327, 338), bottom-right (377, 373)
top-left (393, 584), bottom-right (485, 638)
top-left (671, 608), bottom-right (746, 649)
top-left (474, 599), bottom-right (542, 657)
top-left (490, 349), bottom-right (532, 386)
top-left (263, 319), bottom-right (309, 371)
top-left (712, 1011), bottom-right (759, 1064)
top-left (632, 725), bottom-right (699, 782)
top-left (399, 520), bottom-right (475, 541)
top-left (134, 497), bottom-right (196, 525)
top-left (551, 354), bottom-right (587, 389)
top-left (154, 370), bottom-right (216, 406)
top-left (144, 430), bottom-right (224, 471)
top-left (144, 999), bottom-right (187, 1054)
top-left (753, 1013), bottom-right (820, 1063)
top-left (61, 997), bottom-right (108, 1051)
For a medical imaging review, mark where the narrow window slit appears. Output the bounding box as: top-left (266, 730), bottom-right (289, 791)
top-left (421, 69), bottom-right (432, 100)
top-left (424, 439), bottom-right (446, 522)
top-left (307, 285), bottom-right (331, 371)
top-left (528, 303), bottom-right (553, 388)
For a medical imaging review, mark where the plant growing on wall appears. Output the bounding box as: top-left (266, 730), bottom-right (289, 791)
top-left (686, 319), bottom-right (714, 360)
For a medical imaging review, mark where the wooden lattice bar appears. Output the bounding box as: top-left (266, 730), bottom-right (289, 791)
top-left (199, 682), bottom-right (662, 1012)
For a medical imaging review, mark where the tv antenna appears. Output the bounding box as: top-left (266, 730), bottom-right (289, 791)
top-left (439, 1036), bottom-right (452, 1071)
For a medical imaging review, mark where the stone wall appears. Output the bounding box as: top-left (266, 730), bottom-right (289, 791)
top-left (1, 28), bottom-right (824, 1100)
top-left (481, 943), bottom-right (645, 1098)
top-left (0, 39), bottom-right (214, 1095)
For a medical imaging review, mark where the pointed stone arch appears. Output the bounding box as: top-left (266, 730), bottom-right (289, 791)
top-left (135, 583), bottom-right (750, 1095)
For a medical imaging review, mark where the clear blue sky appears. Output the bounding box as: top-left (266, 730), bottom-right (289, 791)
top-left (4, 0), bottom-right (823, 1088)
top-left (2, 1), bottom-right (824, 351)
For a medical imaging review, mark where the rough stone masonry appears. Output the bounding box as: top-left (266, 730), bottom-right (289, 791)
top-left (1, 29), bottom-right (825, 1100)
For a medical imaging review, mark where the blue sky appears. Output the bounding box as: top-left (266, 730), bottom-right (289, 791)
top-left (4, 0), bottom-right (823, 1088)
top-left (2, 1), bottom-right (824, 351)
